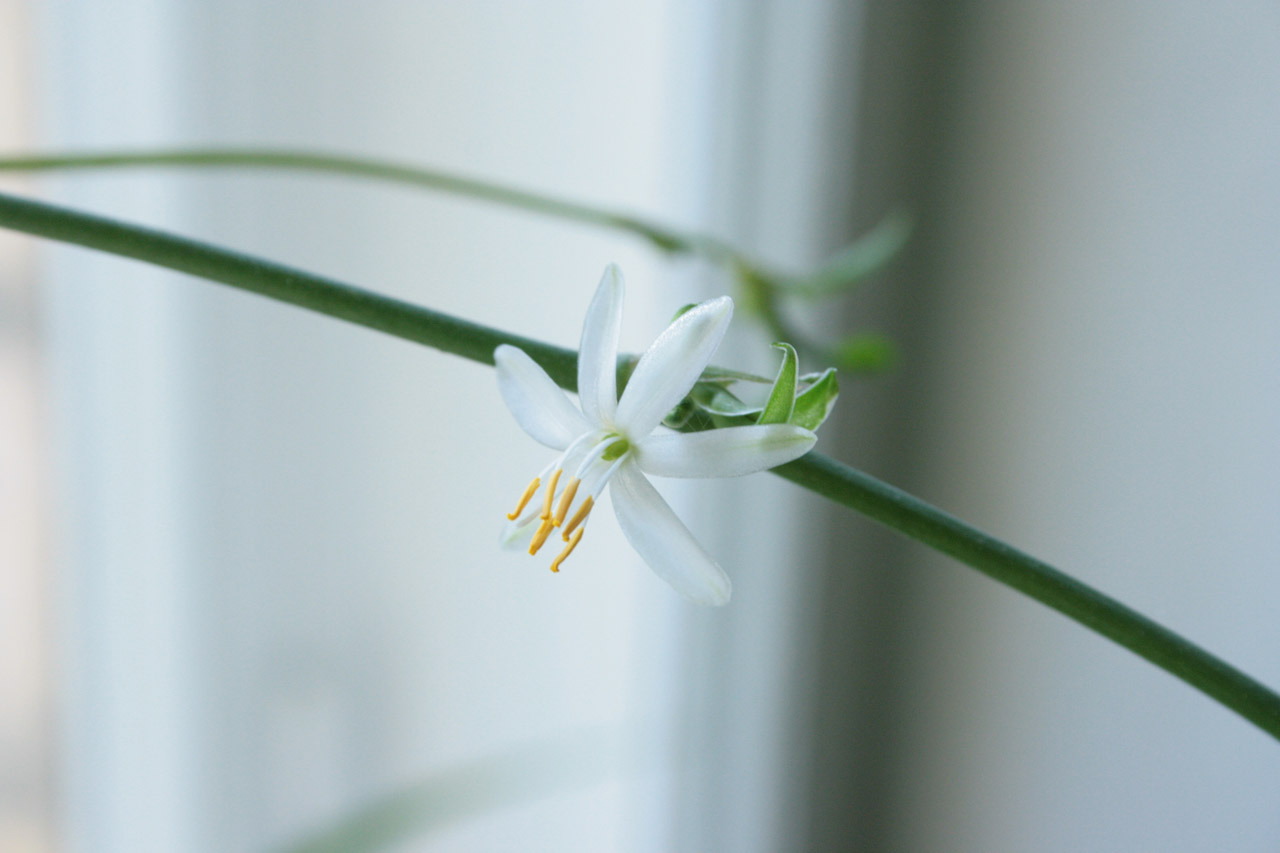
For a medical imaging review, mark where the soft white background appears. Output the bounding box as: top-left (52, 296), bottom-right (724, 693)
top-left (902, 5), bottom-right (1280, 850)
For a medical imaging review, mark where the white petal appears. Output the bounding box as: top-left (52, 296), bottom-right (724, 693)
top-left (615, 296), bottom-right (733, 438)
top-left (577, 265), bottom-right (624, 428)
top-left (636, 424), bottom-right (816, 478)
top-left (495, 344), bottom-right (590, 449)
top-left (610, 463), bottom-right (731, 606)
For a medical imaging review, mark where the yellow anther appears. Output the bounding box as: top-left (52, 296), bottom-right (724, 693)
top-left (562, 496), bottom-right (594, 541)
top-left (506, 477), bottom-right (541, 520)
top-left (553, 477), bottom-right (581, 526)
top-left (550, 527), bottom-right (585, 573)
top-left (528, 518), bottom-right (555, 555)
top-left (540, 469), bottom-right (562, 520)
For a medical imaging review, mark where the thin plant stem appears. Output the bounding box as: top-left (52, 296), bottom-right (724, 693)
top-left (1, 188), bottom-right (1276, 742)
top-left (277, 727), bottom-right (623, 853)
top-left (0, 147), bottom-right (898, 373)
top-left (0, 147), bottom-right (742, 262)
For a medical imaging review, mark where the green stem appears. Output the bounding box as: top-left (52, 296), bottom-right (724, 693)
top-left (277, 727), bottom-right (622, 853)
top-left (1, 188), bottom-right (1276, 742)
top-left (772, 456), bottom-right (1280, 740)
top-left (0, 147), bottom-right (892, 373)
top-left (0, 147), bottom-right (743, 262)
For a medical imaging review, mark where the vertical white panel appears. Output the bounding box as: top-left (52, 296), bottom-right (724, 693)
top-left (30, 1), bottom-right (733, 851)
top-left (675, 1), bottom-right (866, 850)
top-left (0, 2), bottom-right (55, 850)
top-left (34, 2), bottom-right (195, 851)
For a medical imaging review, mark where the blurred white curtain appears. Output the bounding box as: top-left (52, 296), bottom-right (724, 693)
top-left (33, 1), bottom-right (835, 851)
top-left (37, 3), bottom-right (195, 850)
top-left (0, 2), bottom-right (54, 850)
top-left (32, 2), bottom-right (1279, 851)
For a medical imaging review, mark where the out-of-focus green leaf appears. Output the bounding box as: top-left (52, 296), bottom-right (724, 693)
top-left (788, 209), bottom-right (913, 297)
top-left (836, 333), bottom-right (897, 372)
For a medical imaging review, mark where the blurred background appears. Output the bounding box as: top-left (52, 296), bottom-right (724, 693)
top-left (2, 1), bottom-right (1279, 850)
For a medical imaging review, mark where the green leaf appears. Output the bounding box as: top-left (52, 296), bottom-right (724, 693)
top-left (692, 384), bottom-right (758, 417)
top-left (698, 365), bottom-right (772, 385)
top-left (757, 342), bottom-right (798, 425)
top-left (836, 333), bottom-right (897, 372)
top-left (787, 209), bottom-right (913, 298)
top-left (662, 398), bottom-right (695, 428)
top-left (684, 386), bottom-right (756, 429)
top-left (790, 367), bottom-right (839, 430)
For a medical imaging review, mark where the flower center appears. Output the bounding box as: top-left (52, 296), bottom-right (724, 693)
top-left (504, 432), bottom-right (632, 573)
top-left (601, 437), bottom-right (630, 460)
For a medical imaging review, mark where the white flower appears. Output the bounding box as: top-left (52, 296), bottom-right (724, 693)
top-left (495, 265), bottom-right (817, 606)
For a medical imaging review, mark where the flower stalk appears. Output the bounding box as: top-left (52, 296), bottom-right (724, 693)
top-left (0, 188), bottom-right (1277, 741)
top-left (0, 147), bottom-right (906, 373)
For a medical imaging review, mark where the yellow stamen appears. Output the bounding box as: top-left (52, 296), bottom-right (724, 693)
top-left (529, 518), bottom-right (555, 555)
top-left (540, 469), bottom-right (562, 521)
top-left (506, 477), bottom-right (541, 520)
top-left (550, 527), bottom-right (585, 573)
top-left (561, 496), bottom-right (594, 541)
top-left (552, 477), bottom-right (581, 526)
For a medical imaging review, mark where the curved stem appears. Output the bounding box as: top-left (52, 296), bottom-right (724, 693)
top-left (278, 727), bottom-right (622, 853)
top-left (771, 455), bottom-right (1280, 741)
top-left (1, 188), bottom-right (1276, 742)
top-left (0, 147), bottom-right (744, 262)
top-left (0, 147), bottom-right (890, 373)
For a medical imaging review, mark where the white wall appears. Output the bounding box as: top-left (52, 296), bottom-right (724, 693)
top-left (903, 4), bottom-right (1280, 850)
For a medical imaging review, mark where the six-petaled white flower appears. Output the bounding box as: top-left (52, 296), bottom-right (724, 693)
top-left (495, 265), bottom-right (817, 605)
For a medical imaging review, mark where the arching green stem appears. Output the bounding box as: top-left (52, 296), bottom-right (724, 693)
top-left (0, 147), bottom-right (742, 261)
top-left (0, 147), bottom-right (902, 373)
top-left (0, 188), bottom-right (1276, 742)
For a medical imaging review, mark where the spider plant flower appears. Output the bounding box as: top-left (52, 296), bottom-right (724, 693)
top-left (495, 265), bottom-right (817, 606)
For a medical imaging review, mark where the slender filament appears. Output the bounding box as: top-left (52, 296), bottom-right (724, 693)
top-left (562, 496), bottom-right (594, 541)
top-left (550, 528), bottom-right (585, 573)
top-left (553, 477), bottom-right (581, 526)
top-left (506, 477), bottom-right (540, 520)
top-left (540, 469), bottom-right (562, 520)
top-left (528, 518), bottom-right (555, 555)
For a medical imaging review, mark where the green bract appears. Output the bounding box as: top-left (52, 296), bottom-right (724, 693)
top-left (757, 343), bottom-right (799, 425)
top-left (789, 367), bottom-right (839, 431)
top-left (672, 341), bottom-right (839, 434)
